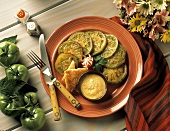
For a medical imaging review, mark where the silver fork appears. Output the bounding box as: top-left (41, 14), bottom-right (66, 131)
top-left (27, 51), bottom-right (81, 108)
top-left (27, 51), bottom-right (54, 80)
top-left (27, 50), bottom-right (61, 121)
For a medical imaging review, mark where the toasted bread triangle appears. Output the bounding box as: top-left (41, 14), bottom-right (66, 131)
top-left (64, 68), bottom-right (88, 92)
top-left (62, 60), bottom-right (76, 83)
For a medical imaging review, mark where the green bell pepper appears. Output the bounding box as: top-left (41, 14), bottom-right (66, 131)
top-left (20, 106), bottom-right (46, 131)
top-left (0, 93), bottom-right (25, 117)
top-left (0, 41), bottom-right (20, 67)
top-left (24, 92), bottom-right (38, 106)
top-left (6, 64), bottom-right (29, 82)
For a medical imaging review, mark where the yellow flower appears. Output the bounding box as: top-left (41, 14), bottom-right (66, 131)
top-left (129, 13), bottom-right (147, 32)
top-left (160, 30), bottom-right (170, 43)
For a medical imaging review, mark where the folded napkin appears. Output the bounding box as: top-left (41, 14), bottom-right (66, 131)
top-left (111, 16), bottom-right (170, 131)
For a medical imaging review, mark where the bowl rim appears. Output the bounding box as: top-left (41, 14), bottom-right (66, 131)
top-left (76, 70), bottom-right (108, 102)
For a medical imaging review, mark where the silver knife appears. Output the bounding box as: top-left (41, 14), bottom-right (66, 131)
top-left (39, 34), bottom-right (61, 121)
top-left (39, 34), bottom-right (81, 107)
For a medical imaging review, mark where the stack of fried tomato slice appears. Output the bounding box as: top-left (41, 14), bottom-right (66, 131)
top-left (101, 35), bottom-right (127, 84)
top-left (55, 30), bottom-right (128, 84)
top-left (68, 32), bottom-right (93, 55)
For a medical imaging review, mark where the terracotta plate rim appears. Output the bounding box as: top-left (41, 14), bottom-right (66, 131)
top-left (40, 16), bottom-right (143, 118)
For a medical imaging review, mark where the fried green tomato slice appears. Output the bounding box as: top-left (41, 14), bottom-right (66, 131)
top-left (68, 32), bottom-right (93, 55)
top-left (105, 44), bottom-right (126, 68)
top-left (58, 40), bottom-right (83, 61)
top-left (100, 34), bottom-right (119, 58)
top-left (55, 53), bottom-right (79, 75)
top-left (102, 64), bottom-right (127, 84)
top-left (86, 30), bottom-right (106, 56)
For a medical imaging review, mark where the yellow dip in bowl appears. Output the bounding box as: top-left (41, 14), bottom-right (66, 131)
top-left (78, 71), bottom-right (107, 101)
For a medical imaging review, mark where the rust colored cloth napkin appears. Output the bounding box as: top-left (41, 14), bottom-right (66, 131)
top-left (110, 16), bottom-right (170, 131)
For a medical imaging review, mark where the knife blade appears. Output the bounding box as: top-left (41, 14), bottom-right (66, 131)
top-left (39, 34), bottom-right (80, 108)
top-left (39, 34), bottom-right (52, 73)
top-left (39, 34), bottom-right (61, 121)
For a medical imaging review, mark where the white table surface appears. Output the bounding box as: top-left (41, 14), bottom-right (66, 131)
top-left (0, 0), bottom-right (169, 131)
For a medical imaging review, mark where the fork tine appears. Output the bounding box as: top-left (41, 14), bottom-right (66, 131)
top-left (30, 51), bottom-right (46, 66)
top-left (27, 52), bottom-right (41, 69)
top-left (27, 50), bottom-right (46, 69)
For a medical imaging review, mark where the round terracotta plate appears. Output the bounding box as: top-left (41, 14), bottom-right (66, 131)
top-left (40, 16), bottom-right (143, 118)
